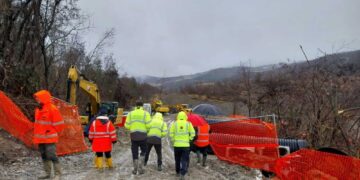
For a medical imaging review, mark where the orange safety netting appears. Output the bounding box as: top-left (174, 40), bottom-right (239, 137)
top-left (0, 91), bottom-right (34, 148)
top-left (0, 91), bottom-right (88, 155)
top-left (210, 119), bottom-right (279, 171)
top-left (52, 98), bottom-right (88, 155)
top-left (275, 149), bottom-right (360, 180)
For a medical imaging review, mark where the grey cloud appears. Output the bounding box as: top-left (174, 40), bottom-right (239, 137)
top-left (78, 0), bottom-right (360, 77)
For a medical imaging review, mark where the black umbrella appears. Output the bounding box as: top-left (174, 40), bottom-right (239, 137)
top-left (192, 104), bottom-right (225, 116)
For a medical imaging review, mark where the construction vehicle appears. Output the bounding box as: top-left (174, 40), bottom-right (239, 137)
top-left (169, 103), bottom-right (192, 113)
top-left (151, 98), bottom-right (170, 114)
top-left (66, 65), bottom-right (124, 126)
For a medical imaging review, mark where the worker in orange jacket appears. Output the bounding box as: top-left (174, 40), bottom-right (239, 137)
top-left (89, 111), bottom-right (117, 168)
top-left (33, 90), bottom-right (65, 180)
top-left (193, 123), bottom-right (210, 167)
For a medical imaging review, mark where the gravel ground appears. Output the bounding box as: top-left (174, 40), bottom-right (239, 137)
top-left (0, 115), bottom-right (261, 180)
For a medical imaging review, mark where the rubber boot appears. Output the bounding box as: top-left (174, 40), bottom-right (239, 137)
top-left (38, 160), bottom-right (52, 179)
top-left (53, 162), bottom-right (62, 180)
top-left (93, 156), bottom-right (97, 168)
top-left (157, 164), bottom-right (162, 171)
top-left (132, 160), bottom-right (138, 175)
top-left (196, 151), bottom-right (201, 165)
top-left (180, 174), bottom-right (185, 180)
top-left (138, 156), bottom-right (145, 174)
top-left (202, 156), bottom-right (207, 167)
top-left (95, 157), bottom-right (103, 169)
top-left (106, 158), bottom-right (113, 168)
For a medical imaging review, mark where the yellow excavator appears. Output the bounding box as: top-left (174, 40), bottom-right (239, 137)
top-left (151, 98), bottom-right (170, 114)
top-left (66, 65), bottom-right (124, 125)
top-left (169, 104), bottom-right (192, 113)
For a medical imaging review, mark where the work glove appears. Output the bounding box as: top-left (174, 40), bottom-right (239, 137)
top-left (112, 140), bottom-right (117, 144)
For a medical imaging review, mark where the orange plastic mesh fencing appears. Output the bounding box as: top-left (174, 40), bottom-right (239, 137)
top-left (210, 119), bottom-right (279, 172)
top-left (0, 91), bottom-right (88, 155)
top-left (52, 98), bottom-right (88, 155)
top-left (210, 119), bottom-right (278, 138)
top-left (275, 149), bottom-right (360, 180)
top-left (0, 91), bottom-right (34, 148)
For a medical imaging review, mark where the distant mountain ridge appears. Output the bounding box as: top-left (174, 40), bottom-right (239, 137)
top-left (137, 49), bottom-right (360, 90)
top-left (136, 64), bottom-right (281, 90)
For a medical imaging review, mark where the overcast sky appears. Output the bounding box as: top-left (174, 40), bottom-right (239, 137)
top-left (77, 0), bottom-right (360, 77)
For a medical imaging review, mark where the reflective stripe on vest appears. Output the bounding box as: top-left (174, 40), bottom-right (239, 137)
top-left (196, 140), bottom-right (209, 142)
top-left (150, 122), bottom-right (165, 132)
top-left (161, 122), bottom-right (168, 133)
top-left (198, 133), bottom-right (209, 135)
top-left (91, 120), bottom-right (114, 138)
top-left (89, 132), bottom-right (108, 135)
top-left (148, 121), bottom-right (166, 138)
top-left (174, 121), bottom-right (189, 135)
top-left (35, 120), bottom-right (51, 125)
top-left (106, 121), bottom-right (110, 134)
top-left (128, 112), bottom-right (147, 125)
top-left (129, 112), bottom-right (148, 133)
top-left (174, 140), bottom-right (190, 144)
top-left (35, 120), bottom-right (64, 126)
top-left (195, 124), bottom-right (210, 147)
top-left (89, 135), bottom-right (112, 138)
top-left (149, 127), bottom-right (163, 131)
top-left (174, 121), bottom-right (190, 144)
top-left (34, 133), bottom-right (58, 139)
top-left (53, 121), bottom-right (65, 126)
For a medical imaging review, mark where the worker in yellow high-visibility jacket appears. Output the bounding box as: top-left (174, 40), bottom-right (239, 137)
top-left (125, 101), bottom-right (151, 175)
top-left (144, 112), bottom-right (167, 171)
top-left (169, 111), bottom-right (195, 180)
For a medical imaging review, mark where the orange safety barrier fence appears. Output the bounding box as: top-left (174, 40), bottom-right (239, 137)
top-left (275, 149), bottom-right (360, 180)
top-left (0, 91), bottom-right (88, 155)
top-left (210, 119), bottom-right (279, 172)
top-left (0, 91), bottom-right (34, 148)
top-left (211, 119), bottom-right (278, 137)
top-left (52, 98), bottom-right (88, 155)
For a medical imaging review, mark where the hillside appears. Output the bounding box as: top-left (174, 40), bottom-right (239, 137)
top-left (137, 64), bottom-right (280, 90)
top-left (298, 49), bottom-right (360, 75)
top-left (138, 50), bottom-right (360, 90)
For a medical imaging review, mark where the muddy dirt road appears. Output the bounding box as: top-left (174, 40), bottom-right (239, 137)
top-left (1, 115), bottom-right (260, 180)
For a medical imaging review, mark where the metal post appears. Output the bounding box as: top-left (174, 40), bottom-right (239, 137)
top-left (272, 113), bottom-right (276, 127)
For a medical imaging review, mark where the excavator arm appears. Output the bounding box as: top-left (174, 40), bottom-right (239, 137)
top-left (66, 65), bottom-right (101, 117)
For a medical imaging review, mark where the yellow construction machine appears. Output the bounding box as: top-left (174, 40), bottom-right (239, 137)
top-left (151, 98), bottom-right (170, 114)
top-left (169, 103), bottom-right (192, 113)
top-left (175, 104), bottom-right (191, 113)
top-left (66, 65), bottom-right (124, 126)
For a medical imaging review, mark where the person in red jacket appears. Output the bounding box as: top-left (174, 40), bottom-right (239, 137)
top-left (89, 112), bottom-right (117, 168)
top-left (33, 90), bottom-right (64, 179)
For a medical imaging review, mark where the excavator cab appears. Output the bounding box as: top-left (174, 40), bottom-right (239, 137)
top-left (99, 101), bottom-right (125, 127)
top-left (99, 102), bottom-right (118, 122)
